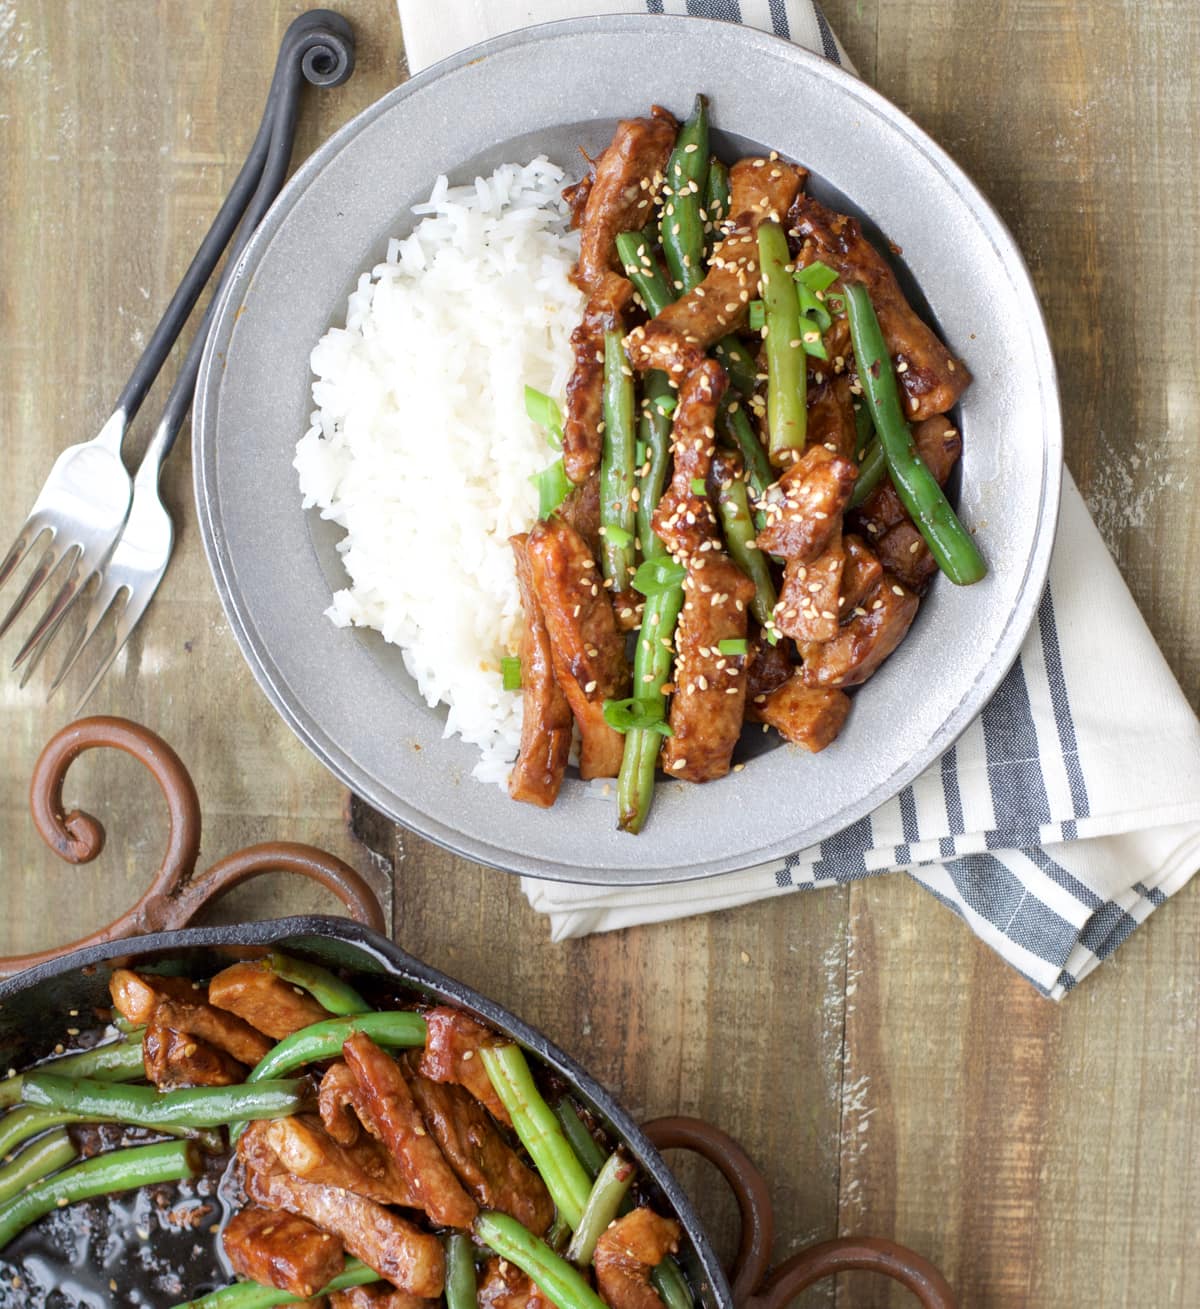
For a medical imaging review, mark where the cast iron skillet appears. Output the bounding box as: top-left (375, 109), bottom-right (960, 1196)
top-left (0, 718), bottom-right (955, 1308)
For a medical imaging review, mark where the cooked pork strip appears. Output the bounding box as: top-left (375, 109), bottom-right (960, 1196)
top-left (651, 359), bottom-right (727, 560)
top-left (508, 535), bottom-right (573, 809)
top-left (240, 1122), bottom-right (445, 1297)
top-left (266, 1114), bottom-right (419, 1207)
top-left (593, 1208), bottom-right (682, 1309)
top-left (477, 1257), bottom-right (557, 1309)
top-left (838, 534), bottom-right (884, 615)
top-left (208, 961), bottom-right (330, 1039)
top-left (758, 677), bottom-right (851, 752)
top-left (800, 575), bottom-right (919, 688)
top-left (342, 1034), bottom-right (478, 1230)
top-left (660, 553), bottom-right (756, 783)
top-left (109, 970), bottom-right (204, 1025)
top-left (319, 1061), bottom-right (367, 1147)
top-left (745, 634), bottom-right (795, 721)
top-left (806, 376), bottom-right (858, 458)
top-left (143, 1019), bottom-right (244, 1089)
top-left (875, 519), bottom-right (938, 593)
top-left (755, 445), bottom-right (857, 563)
top-left (564, 297), bottom-right (621, 486)
top-left (330, 1289), bottom-right (437, 1309)
top-left (407, 1070), bottom-right (553, 1235)
top-left (791, 194), bottom-right (970, 421)
top-left (416, 1007), bottom-right (511, 1127)
top-left (527, 517), bottom-right (630, 779)
top-left (728, 157), bottom-right (808, 224)
top-left (773, 525), bottom-right (845, 645)
top-left (223, 1205), bottom-right (344, 1299)
top-left (558, 470), bottom-right (602, 556)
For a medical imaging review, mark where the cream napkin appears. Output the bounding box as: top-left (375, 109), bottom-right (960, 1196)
top-left (396, 0), bottom-right (1200, 998)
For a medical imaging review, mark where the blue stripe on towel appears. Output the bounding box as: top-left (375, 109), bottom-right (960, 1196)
top-left (687, 0), bottom-right (743, 19)
top-left (768, 0), bottom-right (791, 37)
top-left (981, 657), bottom-right (1051, 848)
top-left (1026, 847), bottom-right (1103, 909)
top-left (812, 814), bottom-right (875, 881)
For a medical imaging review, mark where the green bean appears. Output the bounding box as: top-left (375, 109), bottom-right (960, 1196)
top-left (20, 1074), bottom-right (305, 1129)
top-left (476, 1212), bottom-right (609, 1309)
top-left (0, 1033), bottom-right (148, 1110)
top-left (266, 952), bottom-right (369, 1017)
top-left (843, 283), bottom-right (986, 584)
top-left (553, 1100), bottom-right (607, 1180)
top-left (617, 579), bottom-right (685, 836)
top-left (480, 1045), bottom-right (593, 1232)
top-left (447, 1231), bottom-right (479, 1309)
top-left (713, 458), bottom-right (778, 628)
top-left (0, 1105), bottom-right (216, 1158)
top-left (244, 1011), bottom-right (427, 1084)
top-left (651, 1257), bottom-right (696, 1309)
top-left (661, 95), bottom-right (710, 295)
top-left (172, 1258), bottom-right (379, 1308)
top-left (0, 1129), bottom-right (76, 1206)
top-left (711, 337), bottom-right (760, 398)
top-left (853, 398), bottom-right (874, 459)
top-left (566, 1152), bottom-right (635, 1267)
top-left (638, 373), bottom-right (675, 564)
top-left (757, 221), bottom-right (806, 462)
top-left (0, 1140), bottom-right (198, 1250)
top-left (847, 437), bottom-right (888, 508)
top-left (600, 327), bottom-right (638, 593)
top-left (718, 404), bottom-right (773, 517)
top-left (703, 156), bottom-right (730, 252)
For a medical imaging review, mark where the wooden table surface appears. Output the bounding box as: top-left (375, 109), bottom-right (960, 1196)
top-left (1, 3), bottom-right (1197, 1305)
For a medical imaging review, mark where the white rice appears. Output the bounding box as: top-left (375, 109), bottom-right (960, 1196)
top-left (294, 157), bottom-right (583, 783)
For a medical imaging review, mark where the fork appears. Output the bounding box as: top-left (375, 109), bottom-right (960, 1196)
top-left (2, 10), bottom-right (356, 705)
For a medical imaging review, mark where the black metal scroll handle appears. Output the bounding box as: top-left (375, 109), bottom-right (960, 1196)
top-left (111, 9), bottom-right (355, 428)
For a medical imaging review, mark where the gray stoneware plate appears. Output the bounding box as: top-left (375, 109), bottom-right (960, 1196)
top-left (194, 15), bottom-right (1062, 886)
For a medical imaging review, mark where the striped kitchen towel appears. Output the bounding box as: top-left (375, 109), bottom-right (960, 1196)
top-left (397, 0), bottom-right (1200, 999)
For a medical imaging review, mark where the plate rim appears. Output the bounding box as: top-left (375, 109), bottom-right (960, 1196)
top-left (194, 13), bottom-right (1063, 886)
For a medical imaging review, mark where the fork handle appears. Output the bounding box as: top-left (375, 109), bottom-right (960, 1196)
top-left (112, 10), bottom-right (355, 431)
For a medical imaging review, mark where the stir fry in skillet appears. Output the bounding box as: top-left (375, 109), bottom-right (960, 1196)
top-left (0, 954), bottom-right (696, 1309)
top-left (517, 97), bottom-right (985, 831)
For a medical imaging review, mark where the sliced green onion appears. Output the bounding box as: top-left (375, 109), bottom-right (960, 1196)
top-left (689, 477), bottom-right (707, 496)
top-left (654, 395), bottom-right (678, 416)
top-left (501, 657), bottom-right (523, 692)
top-left (631, 558), bottom-right (686, 599)
top-left (602, 698), bottom-right (672, 736)
top-left (531, 460), bottom-right (571, 520)
top-left (794, 261), bottom-right (838, 292)
top-left (603, 525), bottom-right (633, 548)
top-left (797, 284), bottom-right (832, 333)
top-left (520, 384), bottom-right (565, 447)
top-left (717, 639), bottom-right (748, 656)
top-left (748, 300), bottom-right (766, 331)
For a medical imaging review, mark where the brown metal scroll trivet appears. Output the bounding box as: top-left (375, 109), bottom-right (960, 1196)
top-left (0, 715), bottom-right (384, 975)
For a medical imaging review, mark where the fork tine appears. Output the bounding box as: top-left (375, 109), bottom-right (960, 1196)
top-left (0, 539), bottom-right (69, 642)
top-left (47, 583), bottom-right (123, 699)
top-left (17, 600), bottom-right (74, 689)
top-left (9, 556), bottom-right (92, 672)
top-left (0, 520), bottom-right (50, 594)
top-left (73, 593), bottom-right (145, 713)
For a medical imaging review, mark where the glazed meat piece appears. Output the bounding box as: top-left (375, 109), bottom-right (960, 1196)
top-left (852, 414), bottom-right (962, 541)
top-left (331, 1290), bottom-right (437, 1309)
top-left (342, 1034), bottom-right (477, 1230)
top-left (626, 159), bottom-right (804, 376)
top-left (755, 445), bottom-right (857, 563)
top-left (564, 299), bottom-right (619, 487)
top-left (558, 471), bottom-right (602, 556)
top-left (240, 1123), bottom-right (445, 1297)
top-left (265, 1114), bottom-right (419, 1207)
top-left (319, 1062), bottom-right (367, 1146)
top-left (417, 1008), bottom-right (510, 1126)
top-left (223, 1205), bottom-right (343, 1299)
top-left (801, 575), bottom-right (919, 688)
top-left (508, 535), bottom-right (573, 809)
top-left (773, 526), bottom-right (845, 645)
top-left (478, 1258), bottom-right (556, 1309)
top-left (143, 1019), bottom-right (244, 1089)
top-left (791, 195), bottom-right (971, 421)
top-left (839, 534), bottom-right (884, 615)
top-left (572, 111), bottom-right (677, 301)
top-left (110, 969), bottom-right (274, 1066)
top-left (407, 1071), bottom-right (553, 1235)
top-left (758, 676), bottom-right (851, 752)
top-left (806, 376), bottom-right (858, 458)
top-left (208, 961), bottom-right (330, 1039)
top-left (651, 360), bottom-right (726, 560)
top-left (660, 554), bottom-right (756, 783)
top-left (527, 517), bottom-right (630, 779)
top-left (875, 519), bottom-right (937, 594)
top-left (594, 1208), bottom-right (681, 1309)
top-left (745, 634), bottom-right (794, 720)
top-left (728, 157), bottom-right (808, 224)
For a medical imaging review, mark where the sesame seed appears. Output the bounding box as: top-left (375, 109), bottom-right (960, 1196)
top-left (892, 585), bottom-right (905, 595)
top-left (584, 680), bottom-right (597, 693)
